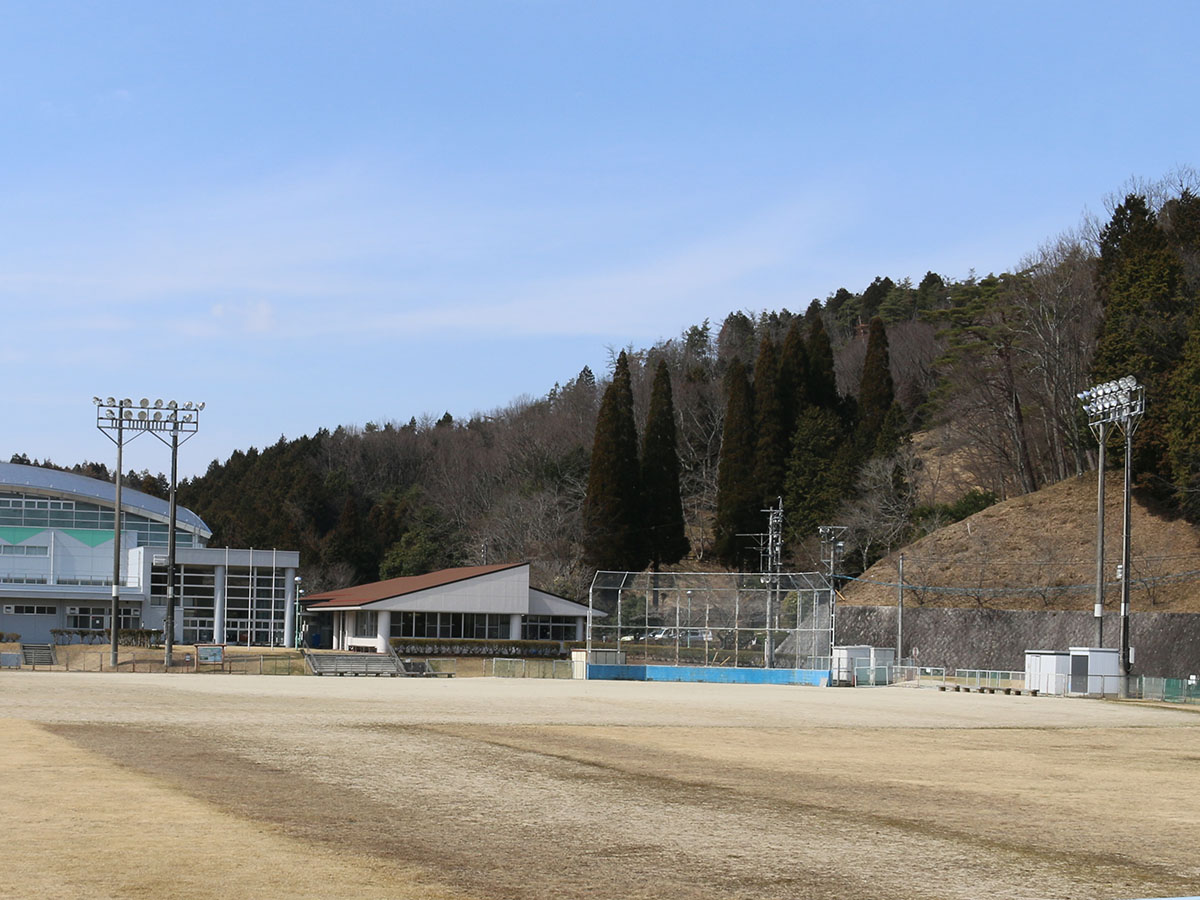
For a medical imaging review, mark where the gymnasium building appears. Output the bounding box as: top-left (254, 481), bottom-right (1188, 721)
top-left (0, 462), bottom-right (300, 647)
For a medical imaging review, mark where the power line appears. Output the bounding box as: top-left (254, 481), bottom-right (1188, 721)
top-left (840, 568), bottom-right (1200, 596)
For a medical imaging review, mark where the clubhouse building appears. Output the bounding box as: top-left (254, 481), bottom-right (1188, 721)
top-left (301, 562), bottom-right (596, 651)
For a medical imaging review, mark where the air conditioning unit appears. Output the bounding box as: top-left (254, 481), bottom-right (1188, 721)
top-left (2, 605), bottom-right (13, 614)
top-left (67, 607), bottom-right (79, 615)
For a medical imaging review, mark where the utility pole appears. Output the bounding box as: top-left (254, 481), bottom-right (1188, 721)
top-left (738, 500), bottom-right (782, 670)
top-left (762, 498), bottom-right (782, 669)
top-left (818, 525), bottom-right (847, 660)
top-left (897, 553), bottom-right (904, 662)
top-left (1094, 425), bottom-right (1106, 648)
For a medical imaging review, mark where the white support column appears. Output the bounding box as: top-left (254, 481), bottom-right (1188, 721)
top-left (575, 617), bottom-right (585, 642)
top-left (376, 610), bottom-right (391, 653)
top-left (213, 564), bottom-right (227, 644)
top-left (509, 613), bottom-right (523, 640)
top-left (283, 567), bottom-right (297, 649)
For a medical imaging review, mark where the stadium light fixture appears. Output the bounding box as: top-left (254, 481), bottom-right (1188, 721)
top-left (95, 397), bottom-right (205, 669)
top-left (1078, 376), bottom-right (1144, 688)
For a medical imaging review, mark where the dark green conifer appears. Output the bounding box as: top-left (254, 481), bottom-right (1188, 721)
top-left (714, 358), bottom-right (759, 568)
top-left (859, 276), bottom-right (896, 321)
top-left (1094, 194), bottom-right (1193, 486)
top-left (582, 351), bottom-right (647, 571)
top-left (777, 321), bottom-right (809, 447)
top-left (1166, 312), bottom-right (1200, 519)
top-left (641, 360), bottom-right (690, 567)
top-left (856, 317), bottom-right (896, 456)
top-left (806, 316), bottom-right (839, 411)
top-left (784, 406), bottom-right (852, 541)
top-left (752, 337), bottom-right (787, 505)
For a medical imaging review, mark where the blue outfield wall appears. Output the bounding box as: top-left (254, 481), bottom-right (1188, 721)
top-left (588, 664), bottom-right (831, 686)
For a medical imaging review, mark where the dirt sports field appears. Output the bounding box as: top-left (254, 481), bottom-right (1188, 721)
top-left (1, 673), bottom-right (1198, 900)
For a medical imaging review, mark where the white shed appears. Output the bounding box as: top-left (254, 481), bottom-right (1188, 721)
top-left (832, 645), bottom-right (895, 685)
top-left (1024, 651), bottom-right (1070, 695)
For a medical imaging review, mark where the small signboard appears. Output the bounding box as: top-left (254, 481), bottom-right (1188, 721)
top-left (196, 644), bottom-right (224, 664)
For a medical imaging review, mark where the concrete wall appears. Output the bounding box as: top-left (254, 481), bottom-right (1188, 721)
top-left (836, 605), bottom-right (1200, 677)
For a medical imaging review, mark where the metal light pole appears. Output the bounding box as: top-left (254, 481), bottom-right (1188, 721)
top-left (1078, 376), bottom-right (1144, 684)
top-left (897, 552), bottom-right (905, 662)
top-left (145, 400), bottom-right (203, 669)
top-left (294, 576), bottom-right (304, 648)
top-left (94, 397), bottom-right (203, 670)
top-left (94, 398), bottom-right (146, 667)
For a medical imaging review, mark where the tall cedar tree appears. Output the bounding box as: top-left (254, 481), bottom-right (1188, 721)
top-left (1166, 313), bottom-right (1200, 519)
top-left (855, 317), bottom-right (896, 457)
top-left (1093, 194), bottom-right (1192, 488)
top-left (785, 406), bottom-right (852, 541)
top-left (1162, 191), bottom-right (1200, 516)
top-left (714, 358), bottom-right (760, 568)
top-left (752, 337), bottom-right (788, 505)
top-left (806, 316), bottom-right (839, 412)
top-left (583, 351), bottom-right (648, 571)
top-left (776, 321), bottom-right (809, 454)
top-left (641, 360), bottom-right (690, 567)
top-left (858, 276), bottom-right (896, 322)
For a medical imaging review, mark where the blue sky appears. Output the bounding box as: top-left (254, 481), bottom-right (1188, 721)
top-left (2, 1), bottom-right (1197, 477)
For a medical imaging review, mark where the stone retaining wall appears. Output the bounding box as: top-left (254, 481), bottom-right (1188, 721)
top-left (835, 606), bottom-right (1200, 677)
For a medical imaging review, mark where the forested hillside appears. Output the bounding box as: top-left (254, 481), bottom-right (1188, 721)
top-left (17, 171), bottom-right (1200, 601)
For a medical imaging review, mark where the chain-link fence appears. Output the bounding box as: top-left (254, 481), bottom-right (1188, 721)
top-left (489, 657), bottom-right (572, 679)
top-left (587, 571), bottom-right (834, 669)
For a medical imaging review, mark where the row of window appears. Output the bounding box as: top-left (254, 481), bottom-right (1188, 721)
top-left (67, 606), bottom-right (140, 630)
top-left (0, 544), bottom-right (49, 556)
top-left (0, 604), bottom-right (140, 627)
top-left (388, 612), bottom-right (510, 640)
top-left (523, 615), bottom-right (580, 642)
top-left (0, 498), bottom-right (74, 510)
top-left (0, 576), bottom-right (48, 584)
top-left (378, 612), bottom-right (579, 641)
top-left (0, 495), bottom-right (201, 548)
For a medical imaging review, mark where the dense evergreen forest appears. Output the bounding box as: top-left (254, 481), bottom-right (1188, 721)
top-left (17, 171), bottom-right (1200, 600)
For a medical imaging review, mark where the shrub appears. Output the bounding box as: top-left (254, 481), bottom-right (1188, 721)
top-left (389, 637), bottom-right (569, 658)
top-left (116, 628), bottom-right (163, 648)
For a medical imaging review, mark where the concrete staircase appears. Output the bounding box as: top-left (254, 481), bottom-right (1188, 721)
top-left (303, 651), bottom-right (406, 677)
top-left (20, 643), bottom-right (57, 667)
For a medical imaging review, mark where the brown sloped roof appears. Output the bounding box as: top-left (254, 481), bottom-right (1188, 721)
top-left (303, 562), bottom-right (526, 609)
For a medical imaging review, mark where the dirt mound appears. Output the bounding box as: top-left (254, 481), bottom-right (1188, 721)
top-left (842, 471), bottom-right (1200, 612)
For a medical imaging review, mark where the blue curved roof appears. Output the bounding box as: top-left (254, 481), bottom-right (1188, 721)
top-left (0, 462), bottom-right (212, 537)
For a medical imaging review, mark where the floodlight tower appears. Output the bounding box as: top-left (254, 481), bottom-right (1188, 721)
top-left (94, 398), bottom-right (143, 667)
top-left (1078, 376), bottom-right (1144, 682)
top-left (94, 397), bottom-right (203, 670)
top-left (143, 399), bottom-right (204, 668)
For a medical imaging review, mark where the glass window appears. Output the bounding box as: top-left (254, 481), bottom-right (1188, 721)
top-left (354, 610), bottom-right (378, 637)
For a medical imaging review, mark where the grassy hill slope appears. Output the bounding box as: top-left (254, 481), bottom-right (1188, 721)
top-left (841, 471), bottom-right (1200, 613)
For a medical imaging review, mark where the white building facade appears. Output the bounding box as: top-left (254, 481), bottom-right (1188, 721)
top-left (303, 562), bottom-right (596, 652)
